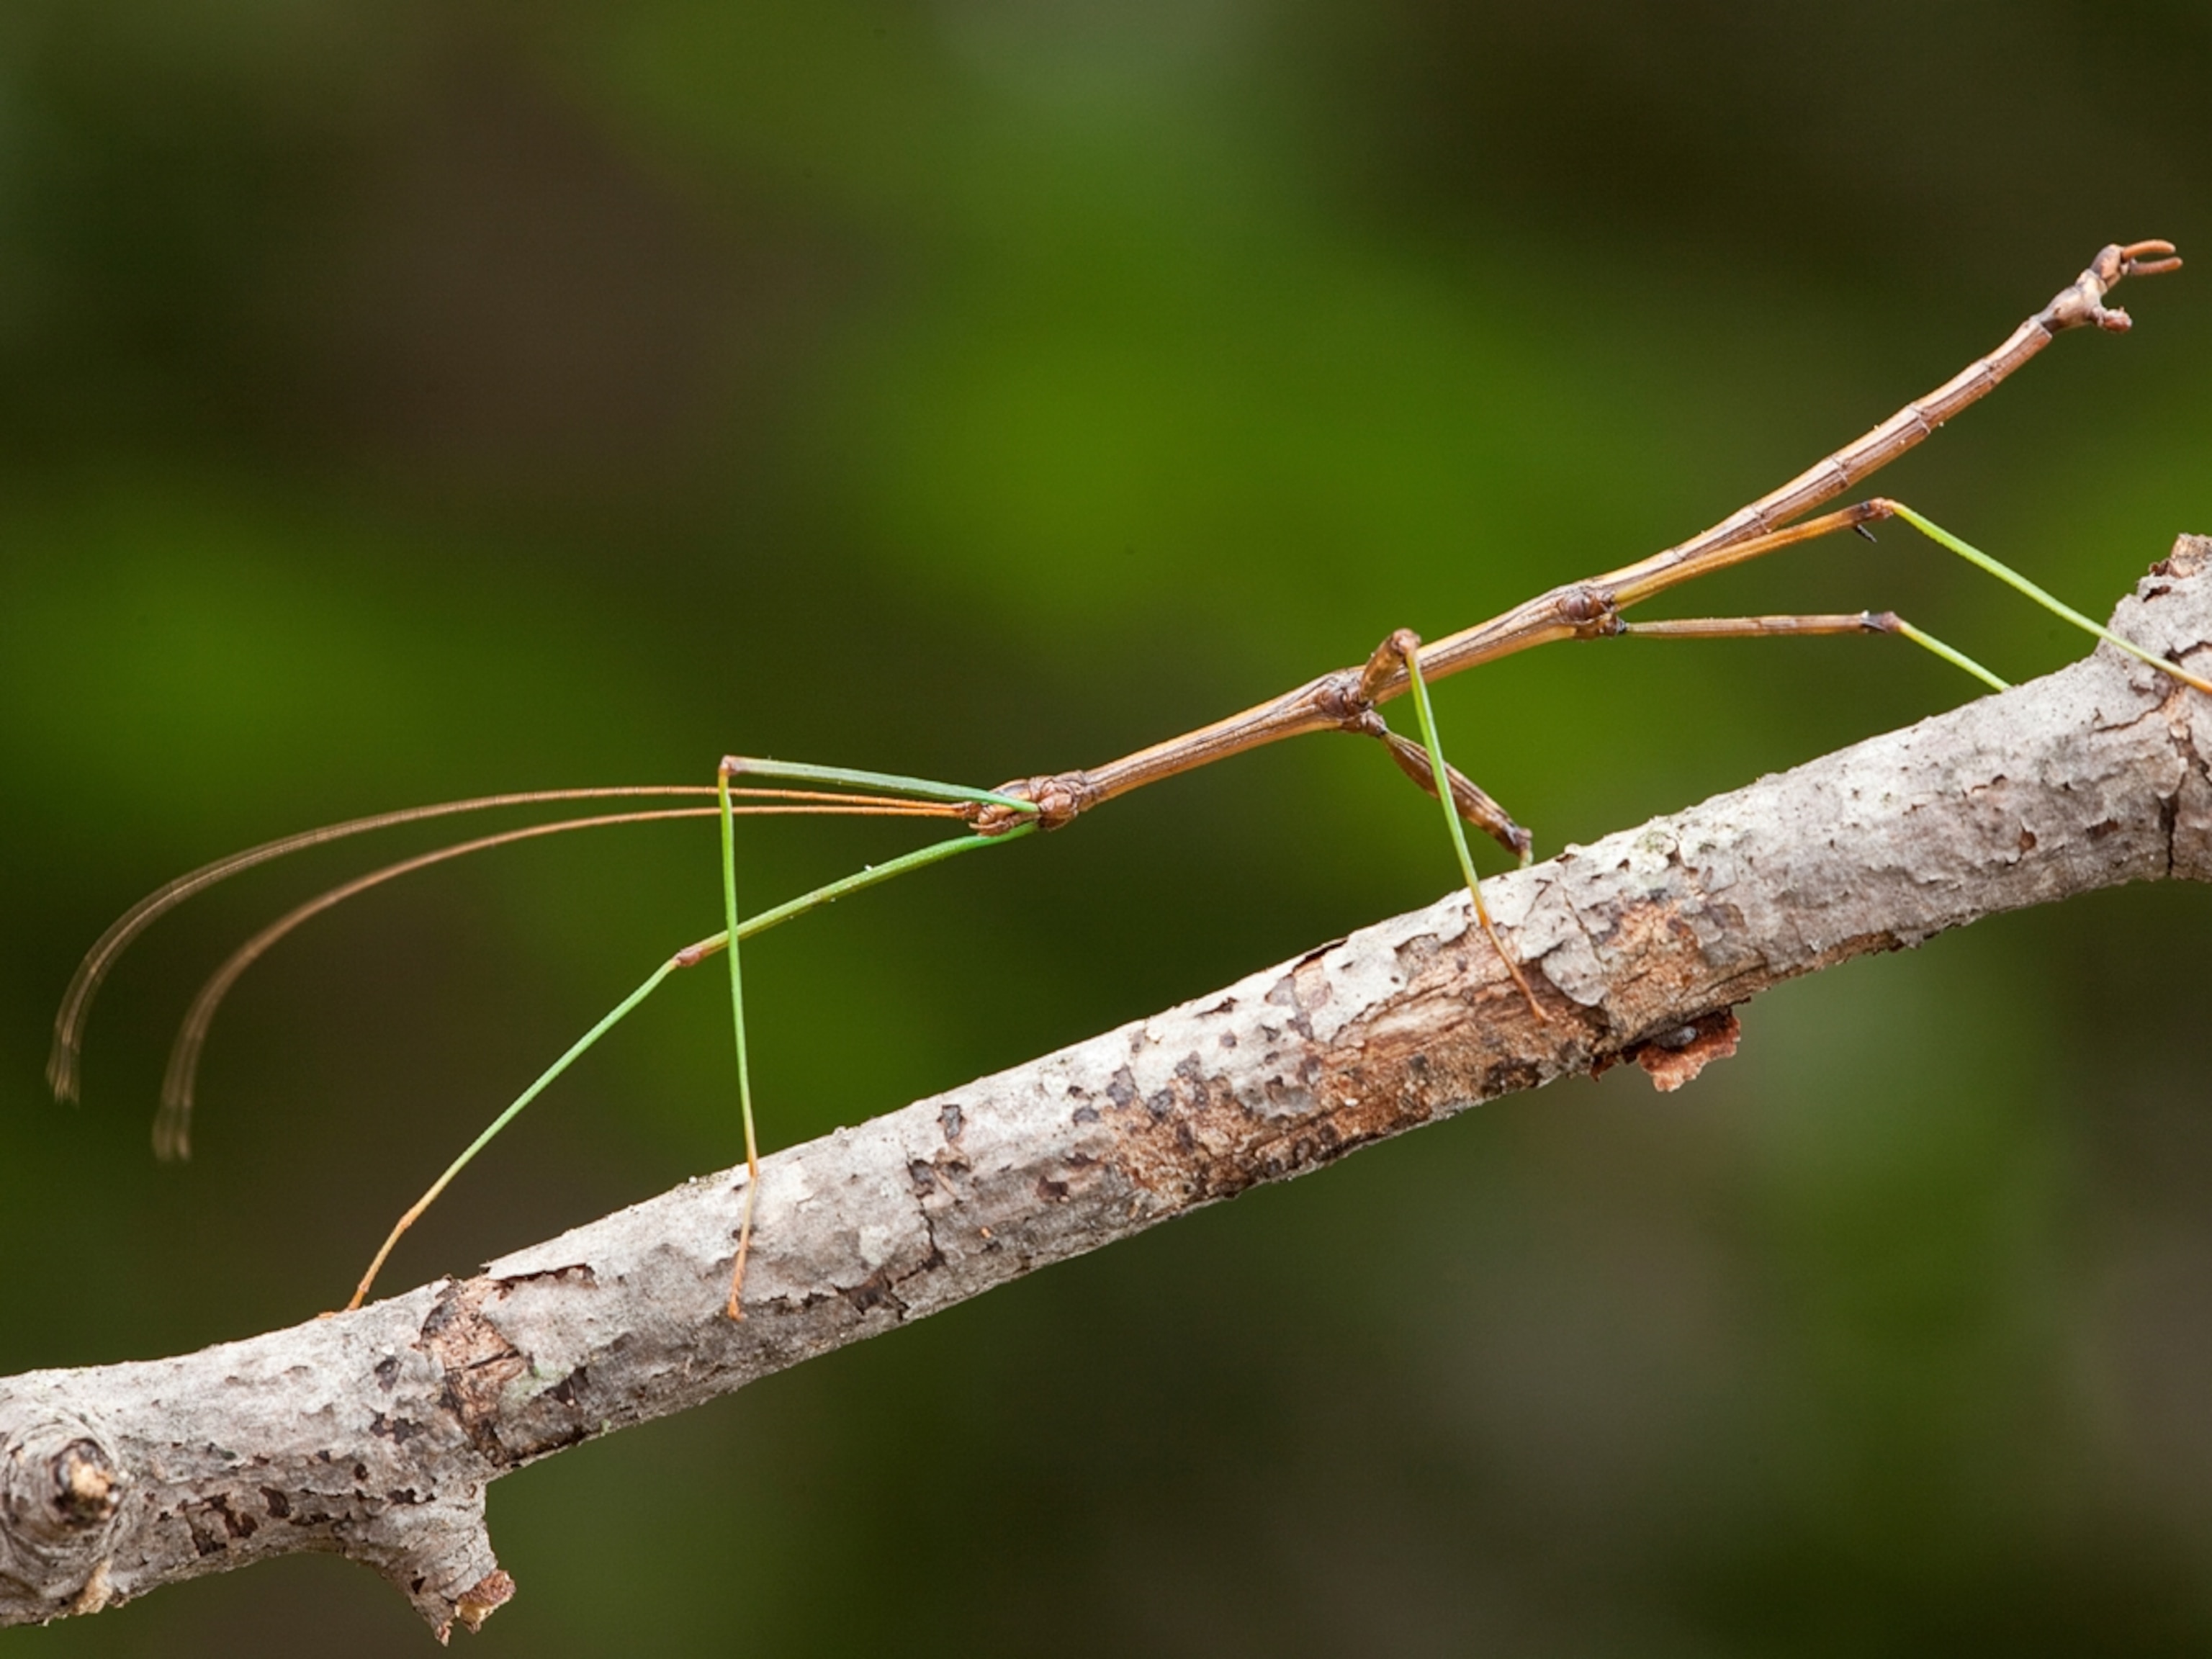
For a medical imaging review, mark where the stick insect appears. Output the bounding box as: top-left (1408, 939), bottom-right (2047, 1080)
top-left (47, 240), bottom-right (2205, 1320)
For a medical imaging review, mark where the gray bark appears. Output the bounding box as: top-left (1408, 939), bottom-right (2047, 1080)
top-left (5, 538), bottom-right (2208, 1640)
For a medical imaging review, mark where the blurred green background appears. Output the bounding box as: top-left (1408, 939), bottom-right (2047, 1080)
top-left (2, 1), bottom-right (2208, 1651)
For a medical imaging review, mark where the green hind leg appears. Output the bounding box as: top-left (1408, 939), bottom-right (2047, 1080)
top-left (1884, 502), bottom-right (2212, 696)
top-left (1382, 629), bottom-right (1549, 1022)
top-left (343, 765), bottom-right (1039, 1314)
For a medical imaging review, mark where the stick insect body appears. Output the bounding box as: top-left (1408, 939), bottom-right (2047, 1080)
top-left (48, 241), bottom-right (2204, 1318)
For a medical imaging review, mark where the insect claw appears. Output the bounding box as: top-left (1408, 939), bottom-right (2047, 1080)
top-left (2120, 238), bottom-right (2182, 277)
top-left (1854, 522), bottom-right (1879, 543)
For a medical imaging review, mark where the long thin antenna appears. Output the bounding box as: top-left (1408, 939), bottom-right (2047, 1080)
top-left (153, 796), bottom-right (962, 1160)
top-left (48, 786), bottom-right (718, 1102)
top-left (53, 784), bottom-right (946, 1105)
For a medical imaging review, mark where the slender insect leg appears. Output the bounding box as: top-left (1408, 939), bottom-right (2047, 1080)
top-left (1346, 632), bottom-right (1532, 862)
top-left (719, 762), bottom-right (761, 1320)
top-left (154, 796), bottom-right (960, 1166)
top-left (721, 754), bottom-right (1041, 814)
top-left (341, 810), bottom-right (1038, 1313)
top-left (344, 953), bottom-right (688, 1312)
top-left (1876, 503), bottom-right (2212, 696)
top-left (1378, 629), bottom-right (1550, 1022)
top-left (705, 760), bottom-right (1039, 1316)
top-left (1622, 612), bottom-right (2010, 692)
top-left (1365, 726), bottom-right (1534, 866)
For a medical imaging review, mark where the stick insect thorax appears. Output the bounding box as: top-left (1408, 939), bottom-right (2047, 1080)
top-left (50, 240), bottom-right (2197, 1318)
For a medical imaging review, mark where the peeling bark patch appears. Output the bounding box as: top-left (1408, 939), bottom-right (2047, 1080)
top-left (1630, 1010), bottom-right (1743, 1092)
top-left (451, 1569), bottom-right (516, 1637)
top-left (420, 1285), bottom-right (530, 1462)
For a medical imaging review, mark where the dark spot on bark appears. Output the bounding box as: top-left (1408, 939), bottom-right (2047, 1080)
top-left (1066, 1151), bottom-right (1095, 1168)
top-left (1203, 996), bottom-right (1236, 1015)
top-left (837, 1269), bottom-right (905, 1318)
top-left (1071, 1105), bottom-right (1099, 1124)
top-left (1174, 1053), bottom-right (1204, 1083)
top-left (907, 1159), bottom-right (938, 1195)
top-left (530, 1424), bottom-right (593, 1457)
top-left (48, 1440), bottom-right (120, 1528)
top-left (1220, 1031), bottom-right (1238, 1048)
top-left (385, 1489), bottom-right (423, 1506)
top-left (369, 1412), bottom-right (425, 1444)
top-left (1409, 1053), bottom-right (1429, 1075)
top-left (413, 1575), bottom-right (427, 1595)
top-left (209, 1493), bottom-right (254, 1539)
top-left (547, 1368), bottom-right (587, 1407)
top-left (1146, 1090), bottom-right (1174, 1121)
top-left (939, 1102), bottom-right (964, 1141)
top-left (493, 1262), bottom-right (595, 1293)
top-left (261, 1486), bottom-right (291, 1519)
top-left (2018, 827), bottom-right (2038, 852)
top-left (1106, 1068), bottom-right (1137, 1109)
top-left (1259, 1023), bottom-right (1281, 1041)
top-left (2088, 817), bottom-right (2122, 839)
top-left (1035, 1176), bottom-right (1069, 1202)
top-left (1299, 1056), bottom-right (1322, 1084)
top-left (374, 1354), bottom-right (400, 1390)
top-left (353, 1464), bottom-right (369, 1482)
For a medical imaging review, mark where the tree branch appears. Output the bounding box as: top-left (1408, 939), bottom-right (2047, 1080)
top-left (6, 538), bottom-right (2208, 1640)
